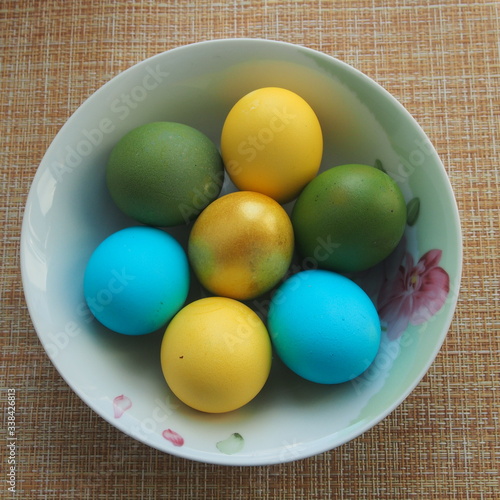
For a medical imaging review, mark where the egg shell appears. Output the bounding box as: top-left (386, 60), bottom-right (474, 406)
top-left (160, 297), bottom-right (272, 413)
top-left (267, 269), bottom-right (381, 384)
top-left (106, 122), bottom-right (224, 227)
top-left (188, 191), bottom-right (295, 300)
top-left (291, 164), bottom-right (407, 273)
top-left (220, 87), bottom-right (323, 203)
top-left (83, 226), bottom-right (189, 335)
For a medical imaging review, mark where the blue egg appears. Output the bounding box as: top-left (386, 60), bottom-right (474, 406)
top-left (83, 226), bottom-right (189, 335)
top-left (267, 269), bottom-right (381, 384)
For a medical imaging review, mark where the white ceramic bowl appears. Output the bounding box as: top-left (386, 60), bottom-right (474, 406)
top-left (21, 39), bottom-right (462, 465)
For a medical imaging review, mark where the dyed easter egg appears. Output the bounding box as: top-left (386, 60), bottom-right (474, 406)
top-left (292, 164), bottom-right (407, 273)
top-left (188, 191), bottom-right (294, 300)
top-left (83, 226), bottom-right (189, 335)
top-left (160, 297), bottom-right (272, 413)
top-left (221, 87), bottom-right (323, 203)
top-left (267, 269), bottom-right (381, 384)
top-left (106, 122), bottom-right (224, 227)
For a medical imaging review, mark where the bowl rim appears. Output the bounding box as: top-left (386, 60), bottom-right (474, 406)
top-left (20, 37), bottom-right (463, 465)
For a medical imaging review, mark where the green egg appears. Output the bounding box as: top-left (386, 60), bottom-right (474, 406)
top-left (106, 122), bottom-right (224, 226)
top-left (291, 164), bottom-right (407, 273)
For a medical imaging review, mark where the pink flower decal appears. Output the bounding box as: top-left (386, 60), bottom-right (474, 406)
top-left (377, 249), bottom-right (450, 340)
top-left (162, 429), bottom-right (184, 447)
top-left (113, 395), bottom-right (132, 418)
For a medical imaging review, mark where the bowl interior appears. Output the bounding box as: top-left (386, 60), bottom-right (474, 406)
top-left (21, 39), bottom-right (462, 465)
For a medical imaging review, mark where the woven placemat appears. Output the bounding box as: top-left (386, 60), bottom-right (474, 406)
top-left (1, 1), bottom-right (499, 498)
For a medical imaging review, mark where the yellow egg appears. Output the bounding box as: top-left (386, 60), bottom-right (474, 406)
top-left (160, 297), bottom-right (272, 413)
top-left (188, 191), bottom-right (294, 300)
top-left (221, 87), bottom-right (323, 203)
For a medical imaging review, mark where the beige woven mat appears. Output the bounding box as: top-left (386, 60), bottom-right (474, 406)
top-left (1, 0), bottom-right (499, 498)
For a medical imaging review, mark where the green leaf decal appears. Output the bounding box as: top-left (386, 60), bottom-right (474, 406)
top-left (216, 432), bottom-right (244, 455)
top-left (374, 159), bottom-right (386, 172)
top-left (406, 197), bottom-right (420, 226)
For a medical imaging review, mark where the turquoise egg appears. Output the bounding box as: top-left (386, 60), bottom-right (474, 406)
top-left (83, 226), bottom-right (189, 335)
top-left (267, 269), bottom-right (381, 384)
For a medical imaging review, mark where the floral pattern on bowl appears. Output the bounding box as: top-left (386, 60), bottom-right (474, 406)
top-left (378, 248), bottom-right (450, 340)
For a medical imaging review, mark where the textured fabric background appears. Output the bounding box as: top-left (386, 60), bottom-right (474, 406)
top-left (1, 1), bottom-right (499, 498)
